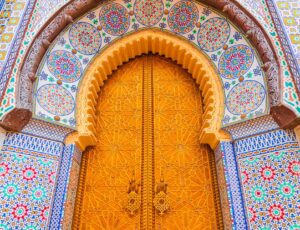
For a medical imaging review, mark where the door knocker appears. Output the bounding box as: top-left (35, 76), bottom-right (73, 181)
top-left (125, 177), bottom-right (141, 215)
top-left (153, 177), bottom-right (170, 215)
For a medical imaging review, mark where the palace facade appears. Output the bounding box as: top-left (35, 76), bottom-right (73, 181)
top-left (0, 0), bottom-right (299, 229)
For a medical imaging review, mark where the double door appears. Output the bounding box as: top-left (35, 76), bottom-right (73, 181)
top-left (74, 55), bottom-right (222, 229)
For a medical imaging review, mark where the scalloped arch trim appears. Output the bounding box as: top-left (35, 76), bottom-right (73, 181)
top-left (73, 29), bottom-right (230, 151)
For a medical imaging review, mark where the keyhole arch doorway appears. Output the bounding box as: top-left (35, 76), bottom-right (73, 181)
top-left (72, 29), bottom-right (229, 152)
top-left (73, 54), bottom-right (224, 229)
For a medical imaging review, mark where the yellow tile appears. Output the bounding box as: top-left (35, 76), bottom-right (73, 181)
top-left (292, 9), bottom-right (300, 17)
top-left (277, 2), bottom-right (289, 9)
top-left (13, 3), bottom-right (25, 11)
top-left (290, 34), bottom-right (300, 44)
top-left (0, 33), bottom-right (13, 43)
top-left (283, 17), bottom-right (296, 26)
top-left (0, 10), bottom-right (11, 18)
top-left (0, 26), bottom-right (4, 35)
top-left (8, 17), bottom-right (20, 25)
top-left (290, 28), bottom-right (296, 33)
top-left (0, 51), bottom-right (7, 61)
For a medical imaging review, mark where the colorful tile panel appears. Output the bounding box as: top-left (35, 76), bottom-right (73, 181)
top-left (0, 0), bottom-right (29, 78)
top-left (217, 129), bottom-right (300, 229)
top-left (224, 115), bottom-right (279, 140)
top-left (218, 141), bottom-right (248, 229)
top-left (234, 129), bottom-right (297, 156)
top-left (32, 0), bottom-right (268, 128)
top-left (22, 118), bottom-right (73, 142)
top-left (237, 0), bottom-right (300, 113)
top-left (237, 131), bottom-right (300, 229)
top-left (0, 0), bottom-right (70, 123)
top-left (274, 0), bottom-right (300, 67)
top-left (4, 132), bottom-right (64, 157)
top-left (0, 132), bottom-right (63, 229)
top-left (0, 0), bottom-right (299, 133)
top-left (49, 144), bottom-right (75, 229)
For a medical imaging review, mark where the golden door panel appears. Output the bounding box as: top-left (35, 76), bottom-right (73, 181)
top-left (74, 55), bottom-right (222, 229)
top-left (76, 58), bottom-right (143, 229)
top-left (152, 57), bottom-right (220, 229)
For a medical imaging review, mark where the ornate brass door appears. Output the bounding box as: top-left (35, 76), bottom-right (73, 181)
top-left (73, 55), bottom-right (222, 229)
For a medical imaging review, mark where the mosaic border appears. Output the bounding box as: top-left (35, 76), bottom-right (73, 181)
top-left (266, 0), bottom-right (300, 92)
top-left (22, 118), bottom-right (73, 142)
top-left (0, 0), bottom-right (37, 99)
top-left (3, 132), bottom-right (63, 157)
top-left (224, 115), bottom-right (279, 140)
top-left (49, 144), bottom-right (74, 229)
top-left (220, 142), bottom-right (248, 229)
top-left (234, 129), bottom-right (297, 156)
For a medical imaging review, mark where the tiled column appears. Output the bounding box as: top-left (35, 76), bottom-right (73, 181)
top-left (49, 144), bottom-right (82, 229)
top-left (214, 142), bottom-right (248, 230)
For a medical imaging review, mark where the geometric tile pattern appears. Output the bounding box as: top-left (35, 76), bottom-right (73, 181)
top-left (238, 140), bottom-right (300, 229)
top-left (0, 132), bottom-right (63, 229)
top-left (234, 129), bottom-right (297, 156)
top-left (49, 144), bottom-right (75, 229)
top-left (224, 115), bottom-right (279, 140)
top-left (0, 0), bottom-right (70, 121)
top-left (0, 0), bottom-right (34, 96)
top-left (3, 132), bottom-right (64, 157)
top-left (274, 0), bottom-right (300, 68)
top-left (236, 0), bottom-right (300, 112)
top-left (32, 0), bottom-right (268, 128)
top-left (218, 142), bottom-right (248, 229)
top-left (216, 128), bottom-right (300, 230)
top-left (22, 118), bottom-right (73, 142)
top-left (267, 0), bottom-right (300, 94)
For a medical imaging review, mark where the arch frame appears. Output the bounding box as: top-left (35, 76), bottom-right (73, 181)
top-left (1, 0), bottom-right (297, 132)
top-left (71, 29), bottom-right (229, 151)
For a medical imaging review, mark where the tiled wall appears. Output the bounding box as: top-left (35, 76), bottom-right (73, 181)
top-left (219, 129), bottom-right (300, 229)
top-left (0, 132), bottom-right (64, 229)
top-left (0, 121), bottom-right (299, 229)
top-left (274, 0), bottom-right (300, 67)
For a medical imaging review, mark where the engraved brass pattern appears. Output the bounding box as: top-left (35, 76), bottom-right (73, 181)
top-left (153, 191), bottom-right (170, 215)
top-left (126, 191), bottom-right (141, 215)
top-left (153, 57), bottom-right (221, 229)
top-left (74, 55), bottom-right (222, 229)
top-left (74, 58), bottom-right (143, 229)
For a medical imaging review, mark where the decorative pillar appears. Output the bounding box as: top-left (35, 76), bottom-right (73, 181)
top-left (49, 144), bottom-right (82, 229)
top-left (214, 142), bottom-right (248, 230)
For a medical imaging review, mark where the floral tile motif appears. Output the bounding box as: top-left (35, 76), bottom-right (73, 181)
top-left (0, 146), bottom-right (60, 229)
top-left (0, 0), bottom-right (29, 84)
top-left (0, 131), bottom-right (66, 229)
top-left (237, 0), bottom-right (300, 111)
top-left (0, 0), bottom-right (299, 131)
top-left (239, 149), bottom-right (300, 229)
top-left (0, 0), bottom-right (71, 123)
top-left (32, 0), bottom-right (268, 128)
